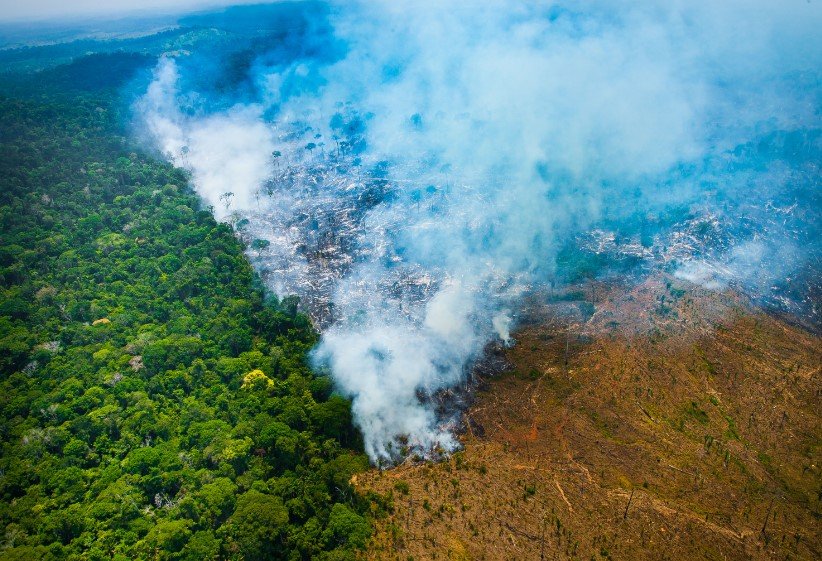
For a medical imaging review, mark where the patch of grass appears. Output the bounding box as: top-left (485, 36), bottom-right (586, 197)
top-left (684, 401), bottom-right (710, 425)
top-left (724, 417), bottom-right (740, 440)
top-left (589, 409), bottom-right (614, 438)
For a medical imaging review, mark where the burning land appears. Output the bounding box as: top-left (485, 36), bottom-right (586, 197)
top-left (131, 2), bottom-right (821, 558)
top-left (2, 2), bottom-right (818, 560)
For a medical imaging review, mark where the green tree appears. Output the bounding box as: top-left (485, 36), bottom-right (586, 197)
top-left (223, 490), bottom-right (289, 560)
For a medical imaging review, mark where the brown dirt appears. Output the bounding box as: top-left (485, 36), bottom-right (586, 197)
top-left (357, 277), bottom-right (821, 561)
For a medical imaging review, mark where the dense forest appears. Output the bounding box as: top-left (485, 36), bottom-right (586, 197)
top-left (0, 51), bottom-right (376, 560)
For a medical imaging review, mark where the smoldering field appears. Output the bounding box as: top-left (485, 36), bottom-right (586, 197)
top-left (137, 0), bottom-right (821, 462)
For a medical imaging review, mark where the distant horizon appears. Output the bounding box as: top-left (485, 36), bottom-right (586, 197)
top-left (0, 0), bottom-right (270, 24)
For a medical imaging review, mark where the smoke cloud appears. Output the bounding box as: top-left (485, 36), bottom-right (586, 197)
top-left (137, 0), bottom-right (821, 461)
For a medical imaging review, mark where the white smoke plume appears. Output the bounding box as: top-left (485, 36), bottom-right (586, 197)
top-left (137, 58), bottom-right (276, 219)
top-left (137, 0), bottom-right (821, 461)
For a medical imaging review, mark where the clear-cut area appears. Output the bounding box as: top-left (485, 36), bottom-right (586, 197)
top-left (359, 279), bottom-right (821, 560)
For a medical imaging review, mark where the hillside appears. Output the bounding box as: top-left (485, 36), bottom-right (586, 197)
top-left (359, 279), bottom-right (821, 560)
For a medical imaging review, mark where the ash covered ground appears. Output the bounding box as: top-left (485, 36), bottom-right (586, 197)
top-left (234, 147), bottom-right (820, 333)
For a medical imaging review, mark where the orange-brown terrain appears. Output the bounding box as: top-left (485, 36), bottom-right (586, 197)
top-left (356, 277), bottom-right (821, 560)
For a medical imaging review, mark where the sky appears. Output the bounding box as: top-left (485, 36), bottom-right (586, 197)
top-left (0, 0), bottom-right (257, 22)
